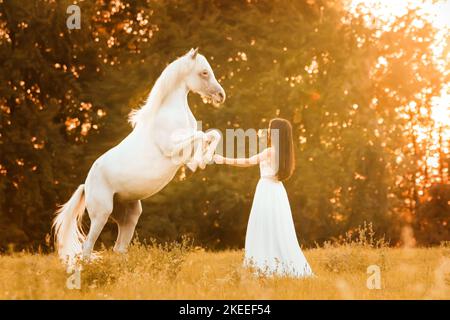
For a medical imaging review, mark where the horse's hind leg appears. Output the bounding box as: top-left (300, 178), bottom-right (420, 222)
top-left (83, 179), bottom-right (114, 260)
top-left (112, 200), bottom-right (142, 253)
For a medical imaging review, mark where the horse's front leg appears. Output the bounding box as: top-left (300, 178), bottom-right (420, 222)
top-left (189, 133), bottom-right (209, 170)
top-left (189, 129), bottom-right (221, 170)
top-left (202, 130), bottom-right (222, 165)
top-left (167, 130), bottom-right (207, 172)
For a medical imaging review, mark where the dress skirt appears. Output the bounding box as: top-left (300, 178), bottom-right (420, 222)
top-left (244, 177), bottom-right (313, 278)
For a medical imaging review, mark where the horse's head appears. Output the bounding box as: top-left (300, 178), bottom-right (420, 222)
top-left (184, 48), bottom-right (226, 107)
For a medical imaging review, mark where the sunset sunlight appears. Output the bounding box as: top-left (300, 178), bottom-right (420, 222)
top-left (0, 0), bottom-right (448, 304)
top-left (349, 0), bottom-right (449, 187)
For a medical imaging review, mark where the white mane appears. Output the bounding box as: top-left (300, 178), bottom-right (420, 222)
top-left (128, 55), bottom-right (191, 127)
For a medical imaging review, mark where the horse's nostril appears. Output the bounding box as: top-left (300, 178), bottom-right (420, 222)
top-left (218, 92), bottom-right (225, 101)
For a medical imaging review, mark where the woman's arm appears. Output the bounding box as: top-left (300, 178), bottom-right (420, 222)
top-left (214, 148), bottom-right (270, 167)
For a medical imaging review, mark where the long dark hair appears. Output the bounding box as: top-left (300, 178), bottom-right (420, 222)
top-left (268, 118), bottom-right (295, 181)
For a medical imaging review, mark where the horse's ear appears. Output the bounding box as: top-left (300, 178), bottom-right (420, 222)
top-left (189, 47), bottom-right (199, 59)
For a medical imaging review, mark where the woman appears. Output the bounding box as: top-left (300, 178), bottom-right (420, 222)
top-left (214, 118), bottom-right (313, 278)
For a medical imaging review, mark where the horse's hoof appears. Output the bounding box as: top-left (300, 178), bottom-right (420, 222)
top-left (198, 161), bottom-right (207, 170)
top-left (186, 162), bottom-right (197, 172)
top-left (113, 248), bottom-right (127, 254)
top-left (205, 153), bottom-right (214, 163)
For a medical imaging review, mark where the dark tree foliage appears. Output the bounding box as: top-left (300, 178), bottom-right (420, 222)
top-left (414, 184), bottom-right (450, 245)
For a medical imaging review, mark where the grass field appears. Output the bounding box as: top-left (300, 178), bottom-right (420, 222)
top-left (0, 239), bottom-right (449, 300)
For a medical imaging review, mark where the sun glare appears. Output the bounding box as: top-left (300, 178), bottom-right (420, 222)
top-left (349, 0), bottom-right (449, 185)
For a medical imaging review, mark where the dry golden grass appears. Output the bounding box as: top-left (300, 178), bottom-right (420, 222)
top-left (0, 239), bottom-right (449, 300)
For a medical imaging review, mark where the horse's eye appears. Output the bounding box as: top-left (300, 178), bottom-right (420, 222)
top-left (200, 70), bottom-right (209, 78)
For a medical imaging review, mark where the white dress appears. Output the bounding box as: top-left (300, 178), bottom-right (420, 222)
top-left (244, 153), bottom-right (314, 278)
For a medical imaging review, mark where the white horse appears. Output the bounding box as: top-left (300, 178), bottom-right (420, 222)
top-left (53, 48), bottom-right (225, 263)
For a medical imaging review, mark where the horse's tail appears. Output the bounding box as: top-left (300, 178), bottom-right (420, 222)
top-left (52, 184), bottom-right (86, 263)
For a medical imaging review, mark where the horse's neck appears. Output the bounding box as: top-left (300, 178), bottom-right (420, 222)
top-left (162, 87), bottom-right (196, 129)
top-left (150, 60), bottom-right (185, 110)
top-left (162, 86), bottom-right (189, 112)
top-left (134, 85), bottom-right (193, 133)
top-left (130, 57), bottom-right (192, 128)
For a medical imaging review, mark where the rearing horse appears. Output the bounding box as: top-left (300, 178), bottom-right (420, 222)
top-left (53, 48), bottom-right (225, 263)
